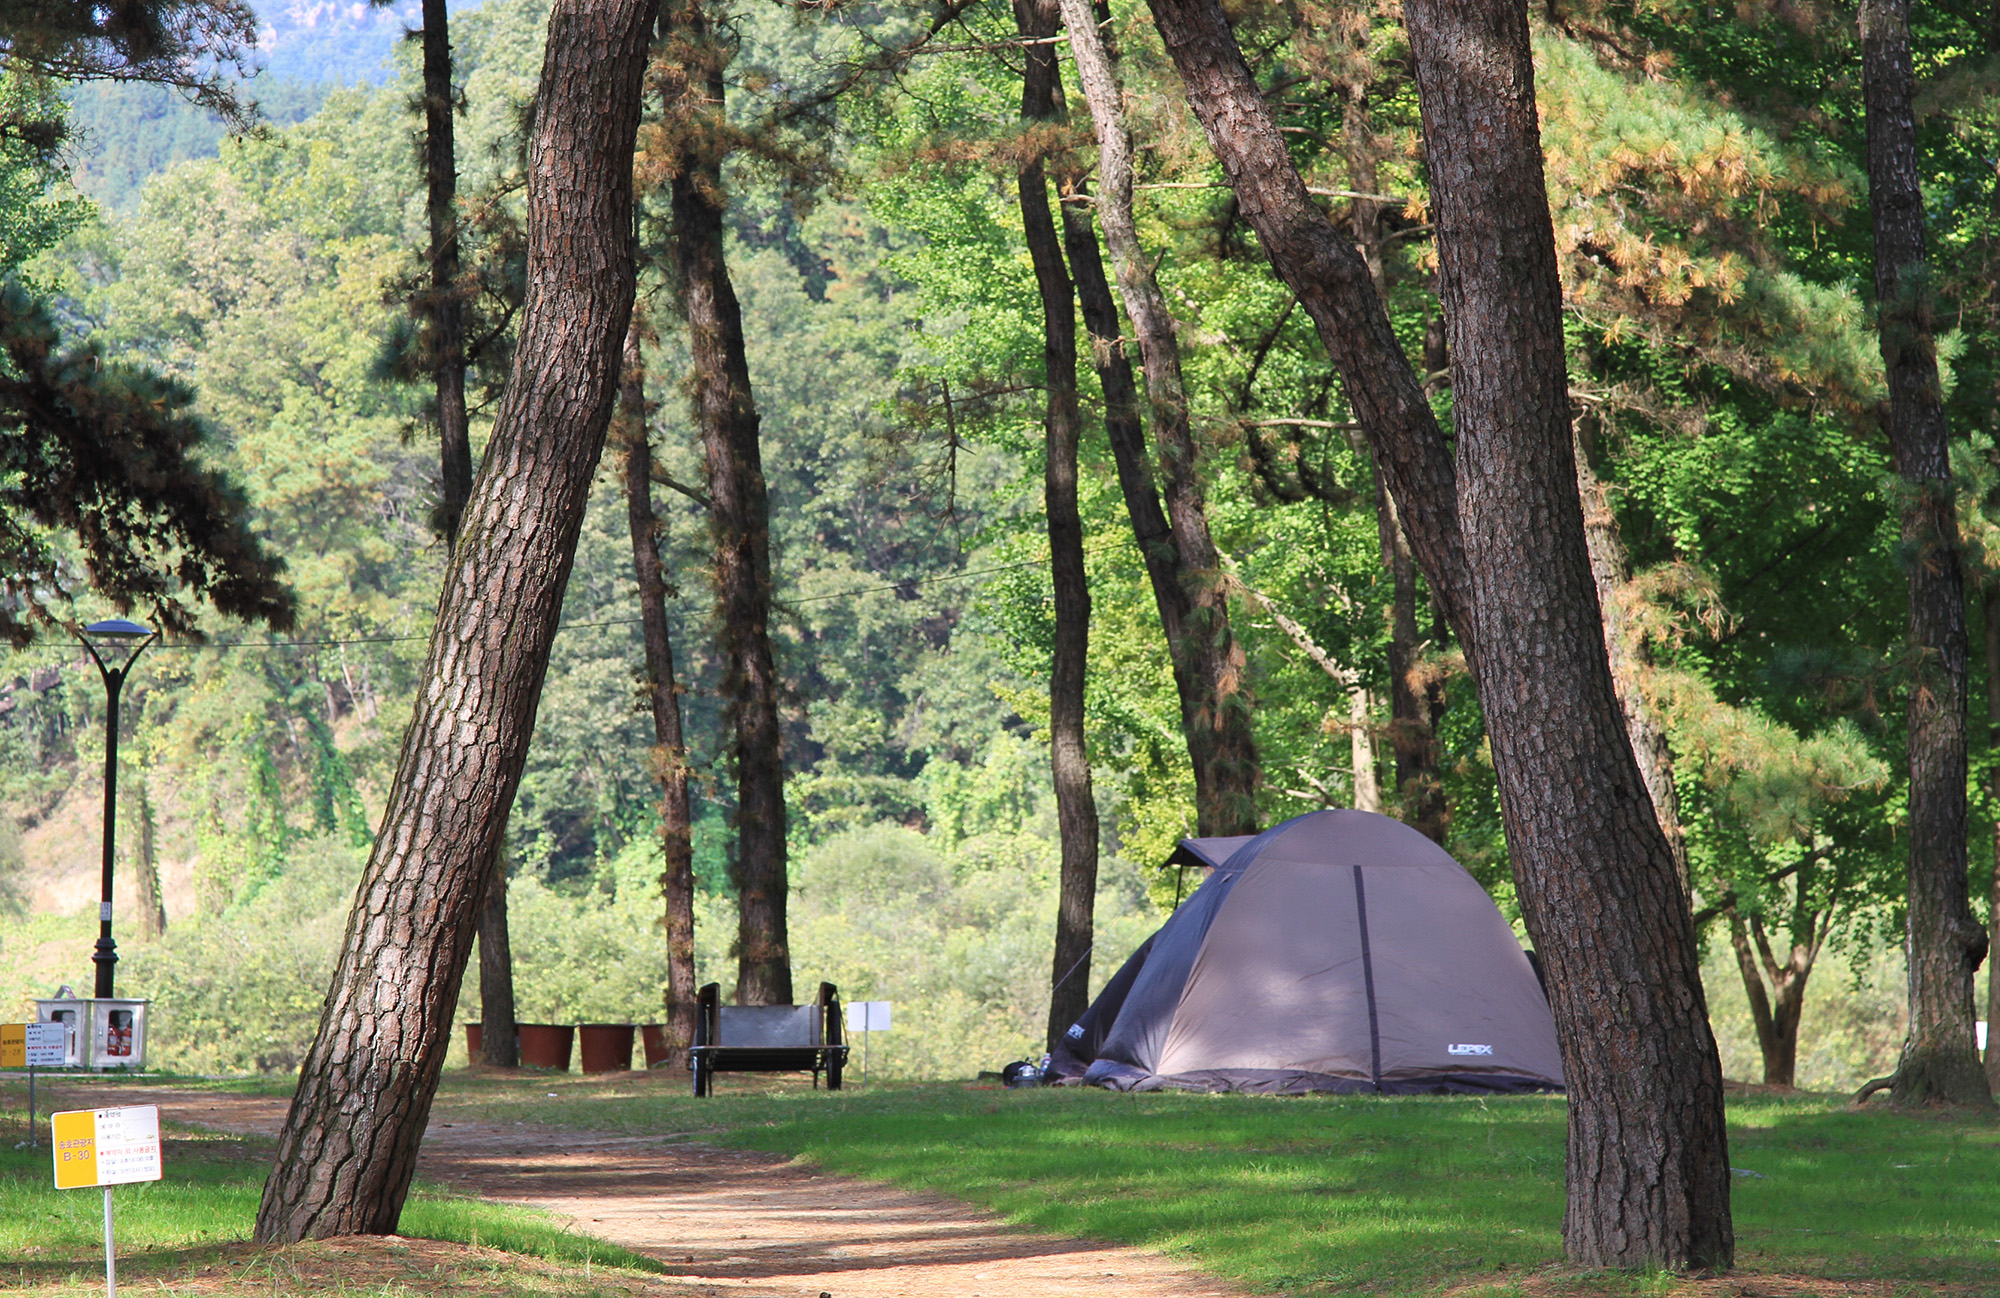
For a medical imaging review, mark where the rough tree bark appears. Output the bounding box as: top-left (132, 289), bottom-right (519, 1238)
top-left (1015, 0), bottom-right (1102, 1051)
top-left (1056, 0), bottom-right (1258, 835)
top-left (665, 3), bottom-right (791, 1005)
top-left (1142, 0), bottom-right (1734, 1267)
top-left (253, 0), bottom-right (656, 1239)
top-left (1859, 0), bottom-right (1992, 1108)
top-left (616, 320), bottom-right (699, 1056)
top-left (477, 865), bottom-right (516, 1067)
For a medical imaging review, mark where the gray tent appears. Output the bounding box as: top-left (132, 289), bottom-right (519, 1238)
top-left (1049, 809), bottom-right (1565, 1095)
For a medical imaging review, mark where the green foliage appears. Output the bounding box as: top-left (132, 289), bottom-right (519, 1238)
top-left (123, 833), bottom-right (360, 1073)
top-left (63, 77), bottom-right (330, 211)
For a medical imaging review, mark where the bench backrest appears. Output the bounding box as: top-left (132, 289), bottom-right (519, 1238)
top-left (716, 1004), bottom-right (822, 1048)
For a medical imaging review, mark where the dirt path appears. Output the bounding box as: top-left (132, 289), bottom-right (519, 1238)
top-left (54, 1085), bottom-right (1245, 1298)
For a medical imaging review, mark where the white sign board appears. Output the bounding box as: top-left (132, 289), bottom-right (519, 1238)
top-left (25, 1021), bottom-right (65, 1066)
top-left (847, 1001), bottom-right (892, 1032)
top-left (52, 1105), bottom-right (164, 1189)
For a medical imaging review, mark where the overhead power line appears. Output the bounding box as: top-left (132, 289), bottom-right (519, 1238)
top-left (123, 541), bottom-right (1132, 652)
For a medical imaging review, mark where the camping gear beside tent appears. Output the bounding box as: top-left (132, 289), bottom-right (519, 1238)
top-left (1049, 809), bottom-right (1564, 1096)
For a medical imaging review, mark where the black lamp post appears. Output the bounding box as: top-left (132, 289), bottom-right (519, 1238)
top-left (79, 618), bottom-right (158, 998)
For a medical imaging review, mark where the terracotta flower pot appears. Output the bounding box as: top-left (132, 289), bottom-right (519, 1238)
top-left (516, 1023), bottom-right (575, 1071)
top-left (640, 1023), bottom-right (675, 1069)
top-left (577, 1023), bottom-right (635, 1073)
top-left (465, 1023), bottom-right (482, 1058)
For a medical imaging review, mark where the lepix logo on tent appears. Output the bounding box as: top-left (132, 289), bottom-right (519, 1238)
top-left (1447, 1043), bottom-right (1494, 1055)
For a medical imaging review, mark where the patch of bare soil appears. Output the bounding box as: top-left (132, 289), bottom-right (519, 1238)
top-left (2, 1236), bottom-right (663, 1297)
top-left (52, 1084), bottom-right (1245, 1298)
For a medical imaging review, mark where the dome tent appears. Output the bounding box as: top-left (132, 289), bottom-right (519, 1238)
top-left (1049, 809), bottom-right (1565, 1095)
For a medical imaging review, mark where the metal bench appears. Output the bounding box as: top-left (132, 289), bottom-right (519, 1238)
top-left (689, 981), bottom-right (848, 1096)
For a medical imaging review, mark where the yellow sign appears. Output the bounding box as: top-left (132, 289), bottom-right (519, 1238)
top-left (0, 1023), bottom-right (20, 1068)
top-left (51, 1106), bottom-right (162, 1189)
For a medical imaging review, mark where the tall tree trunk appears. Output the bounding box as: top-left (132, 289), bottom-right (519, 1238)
top-left (1574, 433), bottom-right (1689, 895)
top-left (1374, 470), bottom-right (1446, 842)
top-left (1015, 0), bottom-right (1101, 1051)
top-left (478, 863), bottom-right (516, 1067)
top-left (1402, 0), bottom-right (1732, 1264)
top-left (129, 773), bottom-right (166, 937)
top-left (1055, 178), bottom-right (1210, 810)
top-left (1860, 0), bottom-right (1992, 1108)
top-left (422, 0), bottom-right (472, 549)
top-left (253, 0), bottom-right (656, 1239)
top-left (1346, 93), bottom-right (1444, 840)
top-left (617, 320), bottom-right (699, 1057)
top-left (1726, 862), bottom-right (1826, 1090)
top-left (1347, 686), bottom-right (1380, 812)
top-left (1139, 0), bottom-right (1733, 1267)
top-left (1056, 0), bottom-right (1258, 835)
top-left (1987, 587), bottom-right (2000, 1091)
top-left (424, 0), bottom-right (513, 1061)
top-left (665, 5), bottom-right (791, 1006)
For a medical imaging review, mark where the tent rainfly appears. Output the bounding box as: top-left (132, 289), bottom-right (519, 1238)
top-left (1048, 808), bottom-right (1565, 1095)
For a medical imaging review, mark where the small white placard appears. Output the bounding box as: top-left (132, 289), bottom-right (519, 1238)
top-left (1980, 1020), bottom-right (1988, 1052)
top-left (95, 1107), bottom-right (163, 1185)
top-left (24, 1021), bottom-right (65, 1066)
top-left (847, 1001), bottom-right (892, 1032)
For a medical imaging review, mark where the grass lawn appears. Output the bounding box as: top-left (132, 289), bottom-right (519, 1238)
top-left (427, 1070), bottom-right (2000, 1296)
top-left (0, 1091), bottom-right (661, 1296)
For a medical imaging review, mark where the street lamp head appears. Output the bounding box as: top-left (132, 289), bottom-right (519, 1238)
top-left (83, 618), bottom-right (154, 641)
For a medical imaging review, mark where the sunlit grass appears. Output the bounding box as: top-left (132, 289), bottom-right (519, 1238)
top-left (430, 1072), bottom-right (2000, 1294)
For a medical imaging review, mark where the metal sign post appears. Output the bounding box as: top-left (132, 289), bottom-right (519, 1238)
top-left (845, 1001), bottom-right (891, 1087)
top-left (5, 1022), bottom-right (66, 1145)
top-left (52, 1105), bottom-right (164, 1298)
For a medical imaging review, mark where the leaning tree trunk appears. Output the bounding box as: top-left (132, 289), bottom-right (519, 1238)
top-left (422, 0), bottom-right (472, 549)
top-left (666, 4), bottom-right (791, 1006)
top-left (1574, 435), bottom-right (1689, 895)
top-left (253, 0), bottom-right (656, 1240)
top-left (1141, 0), bottom-right (1735, 1267)
top-left (1056, 0), bottom-right (1258, 835)
top-left (477, 864), bottom-right (516, 1067)
top-left (1860, 0), bottom-right (1992, 1108)
top-left (1015, 0), bottom-right (1101, 1051)
top-left (616, 320), bottom-right (699, 1056)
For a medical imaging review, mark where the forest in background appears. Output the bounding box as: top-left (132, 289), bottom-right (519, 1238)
top-left (0, 0), bottom-right (1993, 1086)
